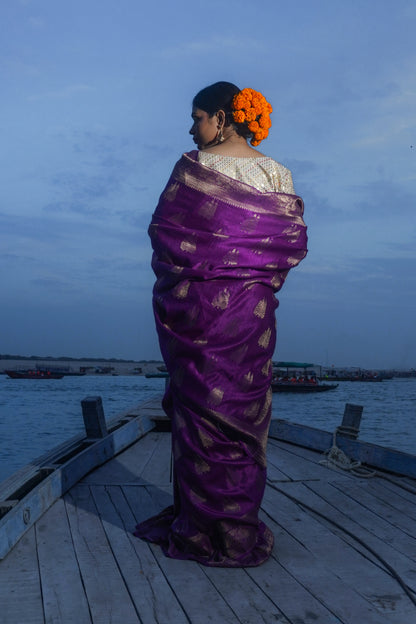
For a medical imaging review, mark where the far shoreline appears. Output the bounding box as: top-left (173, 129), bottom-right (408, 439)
top-left (0, 357), bottom-right (165, 376)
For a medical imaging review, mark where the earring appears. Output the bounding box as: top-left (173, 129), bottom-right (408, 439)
top-left (216, 127), bottom-right (224, 143)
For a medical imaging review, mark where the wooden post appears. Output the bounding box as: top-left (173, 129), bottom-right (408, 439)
top-left (81, 396), bottom-right (108, 439)
top-left (337, 403), bottom-right (363, 439)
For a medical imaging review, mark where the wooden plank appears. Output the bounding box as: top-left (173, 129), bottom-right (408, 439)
top-left (373, 475), bottom-right (416, 503)
top-left (139, 432), bottom-right (172, 486)
top-left (65, 484), bottom-right (141, 623)
top-left (266, 460), bottom-right (292, 483)
top-left (91, 485), bottom-right (188, 624)
top-left (261, 486), bottom-right (412, 621)
top-left (0, 409), bottom-right (155, 560)
top-left (267, 443), bottom-right (330, 482)
top-left (269, 419), bottom-right (334, 452)
top-left (202, 566), bottom-right (292, 624)
top-left (35, 498), bottom-right (91, 623)
top-left (80, 431), bottom-right (162, 485)
top-left (123, 482), bottom-right (169, 524)
top-left (0, 469), bottom-right (63, 561)
top-left (150, 545), bottom-right (244, 623)
top-left (331, 481), bottom-right (416, 544)
top-left (309, 479), bottom-right (416, 562)
top-left (247, 552), bottom-right (347, 624)
top-left (269, 420), bottom-right (416, 478)
top-left (276, 480), bottom-right (416, 593)
top-left (0, 526), bottom-right (44, 624)
top-left (269, 436), bottom-right (327, 462)
top-left (363, 480), bottom-right (416, 521)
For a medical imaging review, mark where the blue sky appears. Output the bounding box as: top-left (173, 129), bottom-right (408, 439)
top-left (1, 0), bottom-right (415, 368)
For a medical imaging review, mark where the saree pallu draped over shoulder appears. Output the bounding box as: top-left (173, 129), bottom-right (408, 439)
top-left (134, 151), bottom-right (307, 567)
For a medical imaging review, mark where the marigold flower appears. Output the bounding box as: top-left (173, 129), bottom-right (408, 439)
top-left (233, 94), bottom-right (246, 110)
top-left (233, 110), bottom-right (246, 123)
top-left (232, 87), bottom-right (273, 145)
top-left (245, 108), bottom-right (257, 122)
top-left (259, 114), bottom-right (272, 129)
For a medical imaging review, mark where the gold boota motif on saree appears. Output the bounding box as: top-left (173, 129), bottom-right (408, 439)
top-left (255, 389), bottom-right (272, 426)
top-left (243, 371), bottom-right (254, 386)
top-left (211, 288), bottom-right (230, 310)
top-left (253, 298), bottom-right (267, 319)
top-left (180, 239), bottom-right (197, 254)
top-left (198, 429), bottom-right (214, 449)
top-left (244, 400), bottom-right (261, 419)
top-left (207, 387), bottom-right (224, 406)
top-left (189, 489), bottom-right (207, 505)
top-left (261, 359), bottom-right (272, 376)
top-left (258, 327), bottom-right (272, 349)
top-left (271, 274), bottom-right (283, 289)
top-left (222, 248), bottom-right (239, 266)
top-left (198, 199), bottom-right (218, 220)
top-left (223, 499), bottom-right (241, 513)
top-left (240, 215), bottom-right (260, 233)
top-left (194, 457), bottom-right (211, 475)
top-left (173, 280), bottom-right (190, 299)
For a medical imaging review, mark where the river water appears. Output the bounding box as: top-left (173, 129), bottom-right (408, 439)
top-left (0, 375), bottom-right (415, 483)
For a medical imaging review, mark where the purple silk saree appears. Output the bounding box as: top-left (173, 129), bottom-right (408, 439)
top-left (134, 151), bottom-right (307, 567)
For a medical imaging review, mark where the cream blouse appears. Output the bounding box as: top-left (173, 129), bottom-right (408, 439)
top-left (198, 152), bottom-right (295, 194)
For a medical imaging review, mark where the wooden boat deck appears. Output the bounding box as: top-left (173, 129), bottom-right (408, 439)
top-left (1, 400), bottom-right (416, 623)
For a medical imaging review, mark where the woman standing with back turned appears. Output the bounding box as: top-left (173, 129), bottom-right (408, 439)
top-left (134, 82), bottom-right (308, 567)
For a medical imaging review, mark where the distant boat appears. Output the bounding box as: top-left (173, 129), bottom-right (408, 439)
top-left (322, 373), bottom-right (383, 382)
top-left (5, 369), bottom-right (64, 380)
top-left (145, 372), bottom-right (169, 378)
top-left (271, 361), bottom-right (338, 393)
top-left (271, 379), bottom-right (338, 393)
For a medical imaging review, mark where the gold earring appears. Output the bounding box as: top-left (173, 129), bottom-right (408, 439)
top-left (217, 127), bottom-right (224, 143)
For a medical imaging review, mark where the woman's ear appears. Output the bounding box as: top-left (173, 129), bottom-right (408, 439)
top-left (216, 109), bottom-right (226, 127)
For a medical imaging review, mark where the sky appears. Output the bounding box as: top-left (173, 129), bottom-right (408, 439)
top-left (1, 0), bottom-right (415, 369)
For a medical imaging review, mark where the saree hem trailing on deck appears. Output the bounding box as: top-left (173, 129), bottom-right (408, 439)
top-left (134, 151), bottom-right (307, 567)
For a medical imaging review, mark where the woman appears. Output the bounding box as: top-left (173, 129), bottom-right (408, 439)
top-left (134, 82), bottom-right (307, 567)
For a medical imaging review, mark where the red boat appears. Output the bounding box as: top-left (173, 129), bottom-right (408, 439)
top-left (5, 369), bottom-right (64, 379)
top-left (271, 379), bottom-right (338, 393)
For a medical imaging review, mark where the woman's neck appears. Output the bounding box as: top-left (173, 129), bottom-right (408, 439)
top-left (201, 133), bottom-right (265, 157)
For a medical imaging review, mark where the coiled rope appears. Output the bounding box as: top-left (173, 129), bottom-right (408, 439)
top-left (319, 428), bottom-right (377, 477)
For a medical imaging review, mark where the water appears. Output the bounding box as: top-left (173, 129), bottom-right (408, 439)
top-left (0, 374), bottom-right (166, 483)
top-left (0, 375), bottom-right (415, 483)
top-left (272, 377), bottom-right (416, 454)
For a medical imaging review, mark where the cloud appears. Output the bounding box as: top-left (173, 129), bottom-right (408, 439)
top-left (158, 35), bottom-right (264, 59)
top-left (351, 178), bottom-right (416, 218)
top-left (28, 84), bottom-right (94, 101)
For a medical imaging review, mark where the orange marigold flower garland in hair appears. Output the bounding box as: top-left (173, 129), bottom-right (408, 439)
top-left (231, 88), bottom-right (273, 146)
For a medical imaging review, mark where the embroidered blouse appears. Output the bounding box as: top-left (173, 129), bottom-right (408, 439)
top-left (198, 152), bottom-right (295, 194)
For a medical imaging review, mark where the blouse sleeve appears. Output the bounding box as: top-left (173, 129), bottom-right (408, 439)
top-left (275, 163), bottom-right (295, 194)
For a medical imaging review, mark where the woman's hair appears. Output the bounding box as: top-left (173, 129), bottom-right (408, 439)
top-left (193, 81), bottom-right (239, 116)
top-left (193, 81), bottom-right (252, 140)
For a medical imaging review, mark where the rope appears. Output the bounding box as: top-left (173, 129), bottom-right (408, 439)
top-left (319, 428), bottom-right (377, 477)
